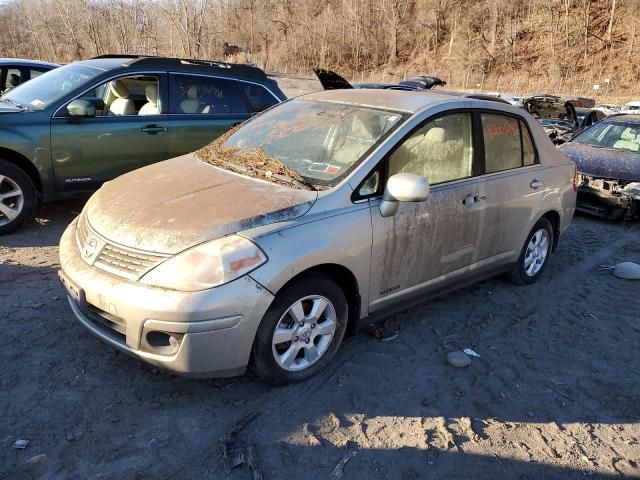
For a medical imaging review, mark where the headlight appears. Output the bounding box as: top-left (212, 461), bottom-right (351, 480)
top-left (140, 235), bottom-right (267, 291)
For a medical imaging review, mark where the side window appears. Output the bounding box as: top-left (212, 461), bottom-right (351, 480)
top-left (521, 121), bottom-right (537, 166)
top-left (482, 114), bottom-right (522, 173)
top-left (170, 74), bottom-right (247, 114)
top-left (29, 69), bottom-right (47, 81)
top-left (76, 74), bottom-right (161, 116)
top-left (3, 68), bottom-right (21, 92)
top-left (240, 83), bottom-right (278, 113)
top-left (388, 112), bottom-right (474, 184)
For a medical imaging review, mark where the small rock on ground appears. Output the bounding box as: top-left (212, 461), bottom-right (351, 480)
top-left (447, 351), bottom-right (471, 368)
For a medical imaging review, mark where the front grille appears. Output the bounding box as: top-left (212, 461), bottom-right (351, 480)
top-left (95, 244), bottom-right (167, 279)
top-left (76, 213), bottom-right (89, 248)
top-left (76, 213), bottom-right (170, 280)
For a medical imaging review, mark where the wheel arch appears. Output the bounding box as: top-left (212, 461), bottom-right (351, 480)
top-left (541, 209), bottom-right (560, 252)
top-left (272, 263), bottom-right (361, 336)
top-left (0, 147), bottom-right (41, 193)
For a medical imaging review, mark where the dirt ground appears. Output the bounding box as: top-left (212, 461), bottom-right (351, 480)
top-left (1, 201), bottom-right (639, 480)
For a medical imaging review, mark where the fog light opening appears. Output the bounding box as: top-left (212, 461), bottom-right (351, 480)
top-left (145, 331), bottom-right (181, 355)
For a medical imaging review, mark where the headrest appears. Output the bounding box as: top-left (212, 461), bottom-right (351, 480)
top-left (187, 86), bottom-right (199, 100)
top-left (620, 129), bottom-right (637, 141)
top-left (9, 73), bottom-right (20, 86)
top-left (424, 127), bottom-right (446, 143)
top-left (351, 116), bottom-right (382, 139)
top-left (145, 84), bottom-right (158, 104)
top-left (109, 80), bottom-right (129, 99)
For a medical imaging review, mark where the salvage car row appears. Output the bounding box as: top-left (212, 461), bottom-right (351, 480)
top-left (1, 55), bottom-right (637, 385)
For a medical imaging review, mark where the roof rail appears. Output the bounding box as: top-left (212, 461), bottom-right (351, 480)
top-left (90, 54), bottom-right (267, 79)
top-left (463, 93), bottom-right (512, 105)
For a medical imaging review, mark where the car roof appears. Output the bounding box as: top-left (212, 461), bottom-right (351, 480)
top-left (606, 113), bottom-right (640, 123)
top-left (74, 55), bottom-right (270, 82)
top-left (300, 88), bottom-right (513, 113)
top-left (0, 58), bottom-right (59, 68)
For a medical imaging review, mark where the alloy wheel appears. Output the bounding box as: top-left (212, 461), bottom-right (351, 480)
top-left (0, 174), bottom-right (24, 226)
top-left (524, 229), bottom-right (550, 277)
top-left (271, 295), bottom-right (337, 372)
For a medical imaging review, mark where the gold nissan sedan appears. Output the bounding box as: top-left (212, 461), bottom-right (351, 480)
top-left (59, 89), bottom-right (577, 384)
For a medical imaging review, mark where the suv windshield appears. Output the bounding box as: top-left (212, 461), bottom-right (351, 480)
top-left (573, 120), bottom-right (640, 153)
top-left (1, 63), bottom-right (104, 110)
top-left (197, 98), bottom-right (404, 188)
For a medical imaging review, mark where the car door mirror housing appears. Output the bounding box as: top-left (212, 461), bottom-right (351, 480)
top-left (67, 99), bottom-right (96, 118)
top-left (380, 173), bottom-right (430, 217)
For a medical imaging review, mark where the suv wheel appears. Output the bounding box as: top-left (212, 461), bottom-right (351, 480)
top-left (0, 159), bottom-right (37, 235)
top-left (251, 274), bottom-right (348, 385)
top-left (508, 217), bottom-right (554, 285)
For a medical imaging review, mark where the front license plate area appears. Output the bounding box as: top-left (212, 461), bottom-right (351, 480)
top-left (58, 270), bottom-right (86, 305)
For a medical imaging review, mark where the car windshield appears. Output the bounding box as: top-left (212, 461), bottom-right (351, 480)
top-left (197, 98), bottom-right (405, 188)
top-left (573, 121), bottom-right (640, 152)
top-left (0, 63), bottom-right (104, 110)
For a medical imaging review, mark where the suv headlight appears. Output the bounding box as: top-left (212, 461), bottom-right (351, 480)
top-left (140, 235), bottom-right (267, 291)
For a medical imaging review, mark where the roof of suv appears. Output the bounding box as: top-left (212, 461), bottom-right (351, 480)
top-left (77, 55), bottom-right (269, 82)
top-left (0, 58), bottom-right (60, 68)
top-left (302, 88), bottom-right (514, 114)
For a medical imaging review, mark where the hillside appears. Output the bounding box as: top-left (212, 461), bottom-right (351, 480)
top-left (0, 0), bottom-right (636, 102)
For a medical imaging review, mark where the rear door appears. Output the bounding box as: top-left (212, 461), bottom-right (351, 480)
top-left (51, 73), bottom-right (169, 191)
top-left (478, 112), bottom-right (543, 260)
top-left (164, 73), bottom-right (254, 156)
top-left (368, 111), bottom-right (491, 312)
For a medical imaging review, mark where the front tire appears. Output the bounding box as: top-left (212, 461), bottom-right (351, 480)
top-left (508, 217), bottom-right (554, 285)
top-left (251, 273), bottom-right (348, 385)
top-left (0, 159), bottom-right (37, 235)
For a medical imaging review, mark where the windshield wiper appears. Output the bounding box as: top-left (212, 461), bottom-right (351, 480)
top-left (1, 98), bottom-right (28, 110)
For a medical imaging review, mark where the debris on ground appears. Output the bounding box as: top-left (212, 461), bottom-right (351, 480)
top-left (25, 453), bottom-right (47, 463)
top-left (368, 316), bottom-right (401, 342)
top-left (331, 450), bottom-right (358, 479)
top-left (463, 348), bottom-right (481, 358)
top-left (220, 412), bottom-right (262, 480)
top-left (447, 351), bottom-right (471, 368)
top-left (613, 262), bottom-right (640, 280)
top-left (12, 439), bottom-right (29, 449)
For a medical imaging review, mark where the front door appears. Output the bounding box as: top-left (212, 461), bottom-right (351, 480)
top-left (368, 111), bottom-right (491, 313)
top-left (51, 73), bottom-right (169, 191)
top-left (165, 73), bottom-right (253, 157)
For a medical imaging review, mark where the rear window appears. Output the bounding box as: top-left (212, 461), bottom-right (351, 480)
top-left (482, 114), bottom-right (538, 173)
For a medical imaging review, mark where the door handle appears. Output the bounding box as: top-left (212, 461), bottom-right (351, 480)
top-left (530, 179), bottom-right (543, 189)
top-left (463, 194), bottom-right (486, 207)
top-left (141, 125), bottom-right (166, 134)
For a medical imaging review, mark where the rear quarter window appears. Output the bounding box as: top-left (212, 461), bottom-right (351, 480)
top-left (240, 83), bottom-right (278, 113)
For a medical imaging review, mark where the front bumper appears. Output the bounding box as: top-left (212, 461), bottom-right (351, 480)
top-left (58, 219), bottom-right (275, 377)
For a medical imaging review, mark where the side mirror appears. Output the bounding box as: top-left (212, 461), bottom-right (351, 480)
top-left (67, 99), bottom-right (96, 118)
top-left (380, 173), bottom-right (430, 217)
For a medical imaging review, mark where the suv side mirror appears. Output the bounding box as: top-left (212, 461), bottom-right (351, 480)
top-left (67, 99), bottom-right (96, 118)
top-left (380, 173), bottom-right (430, 217)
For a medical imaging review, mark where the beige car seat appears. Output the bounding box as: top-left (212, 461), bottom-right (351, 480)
top-left (139, 85), bottom-right (160, 115)
top-left (108, 80), bottom-right (135, 115)
top-left (180, 86), bottom-right (201, 113)
top-left (332, 115), bottom-right (382, 164)
top-left (613, 129), bottom-right (640, 152)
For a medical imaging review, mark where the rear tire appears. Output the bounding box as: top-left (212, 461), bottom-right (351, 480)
top-left (0, 159), bottom-right (37, 235)
top-left (251, 273), bottom-right (348, 385)
top-left (508, 217), bottom-right (554, 285)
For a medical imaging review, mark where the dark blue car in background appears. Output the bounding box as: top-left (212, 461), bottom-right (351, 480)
top-left (560, 114), bottom-right (640, 220)
top-left (0, 58), bottom-right (59, 95)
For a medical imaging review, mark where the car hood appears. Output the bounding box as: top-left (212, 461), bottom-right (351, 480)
top-left (559, 142), bottom-right (640, 181)
top-left (523, 95), bottom-right (578, 128)
top-left (85, 154), bottom-right (318, 255)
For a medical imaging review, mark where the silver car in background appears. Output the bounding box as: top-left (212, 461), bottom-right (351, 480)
top-left (58, 89), bottom-right (577, 384)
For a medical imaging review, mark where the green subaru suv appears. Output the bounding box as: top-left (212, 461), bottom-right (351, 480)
top-left (0, 55), bottom-right (285, 234)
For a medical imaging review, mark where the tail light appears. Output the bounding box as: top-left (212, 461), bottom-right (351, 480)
top-left (572, 165), bottom-right (579, 192)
